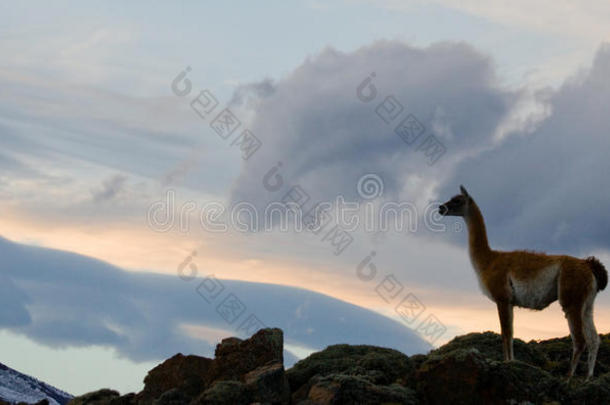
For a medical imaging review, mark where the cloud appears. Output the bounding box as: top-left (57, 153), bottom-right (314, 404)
top-left (91, 174), bottom-right (128, 203)
top-left (0, 273), bottom-right (30, 328)
top-left (441, 44), bottom-right (610, 254)
top-left (228, 40), bottom-right (522, 230)
top-left (0, 63), bottom-right (237, 203)
top-left (229, 78), bottom-right (276, 109)
top-left (0, 236), bottom-right (431, 364)
top-left (373, 0), bottom-right (610, 41)
top-left (226, 39), bottom-right (610, 256)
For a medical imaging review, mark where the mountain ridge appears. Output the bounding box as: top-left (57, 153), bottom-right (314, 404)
top-left (0, 361), bottom-right (72, 405)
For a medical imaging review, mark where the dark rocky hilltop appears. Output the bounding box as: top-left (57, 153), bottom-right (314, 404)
top-left (67, 328), bottom-right (610, 404)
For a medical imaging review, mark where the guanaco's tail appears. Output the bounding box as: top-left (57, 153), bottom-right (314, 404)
top-left (586, 256), bottom-right (608, 291)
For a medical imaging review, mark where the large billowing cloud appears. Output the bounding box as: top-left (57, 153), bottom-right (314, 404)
top-left (229, 40), bottom-right (519, 212)
top-left (229, 39), bottom-right (610, 256)
top-left (442, 44), bottom-right (610, 254)
top-left (0, 236), bottom-right (431, 364)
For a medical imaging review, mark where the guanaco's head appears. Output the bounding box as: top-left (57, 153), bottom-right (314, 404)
top-left (439, 185), bottom-right (471, 217)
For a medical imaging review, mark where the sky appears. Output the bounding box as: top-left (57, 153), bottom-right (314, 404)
top-left (1, 0), bottom-right (610, 397)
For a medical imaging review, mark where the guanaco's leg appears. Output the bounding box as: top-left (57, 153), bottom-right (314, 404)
top-left (497, 301), bottom-right (514, 361)
top-left (583, 301), bottom-right (600, 378)
top-left (565, 306), bottom-right (586, 378)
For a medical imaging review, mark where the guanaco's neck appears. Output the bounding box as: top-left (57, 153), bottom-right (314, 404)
top-left (465, 199), bottom-right (494, 270)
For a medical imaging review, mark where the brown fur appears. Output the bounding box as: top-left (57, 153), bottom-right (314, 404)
top-left (586, 256), bottom-right (608, 291)
top-left (440, 186), bottom-right (606, 378)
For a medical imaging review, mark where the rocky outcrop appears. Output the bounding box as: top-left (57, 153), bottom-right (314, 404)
top-left (136, 354), bottom-right (212, 402)
top-left (68, 328), bottom-right (287, 405)
top-left (243, 362), bottom-right (290, 404)
top-left (68, 329), bottom-right (610, 405)
top-left (305, 374), bottom-right (416, 405)
top-left (286, 344), bottom-right (416, 404)
top-left (67, 390), bottom-right (121, 405)
top-left (416, 348), bottom-right (564, 404)
top-left (415, 332), bottom-right (610, 405)
top-left (206, 328), bottom-right (283, 385)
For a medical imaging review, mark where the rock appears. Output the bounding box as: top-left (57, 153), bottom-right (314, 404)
top-left (214, 337), bottom-right (243, 357)
top-left (111, 393), bottom-right (136, 405)
top-left (150, 388), bottom-right (188, 405)
top-left (286, 343), bottom-right (413, 400)
top-left (416, 348), bottom-right (489, 404)
top-left (65, 329), bottom-right (610, 405)
top-left (432, 331), bottom-right (547, 368)
top-left (530, 333), bottom-right (610, 377)
top-left (244, 362), bottom-right (290, 404)
top-left (69, 328), bottom-right (285, 405)
top-left (567, 372), bottom-right (610, 404)
top-left (306, 374), bottom-right (417, 405)
top-left (192, 381), bottom-right (249, 405)
top-left (206, 328), bottom-right (284, 384)
top-left (488, 358), bottom-right (566, 403)
top-left (68, 389), bottom-right (121, 405)
top-left (136, 354), bottom-right (212, 403)
top-left (416, 347), bottom-right (565, 404)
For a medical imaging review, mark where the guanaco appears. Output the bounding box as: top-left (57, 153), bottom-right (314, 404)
top-left (439, 186), bottom-right (607, 378)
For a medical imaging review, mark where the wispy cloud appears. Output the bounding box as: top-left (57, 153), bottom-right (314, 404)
top-left (90, 174), bottom-right (128, 203)
top-left (371, 0), bottom-right (610, 41)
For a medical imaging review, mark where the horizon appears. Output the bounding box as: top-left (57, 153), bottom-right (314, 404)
top-left (1, 0), bottom-right (610, 397)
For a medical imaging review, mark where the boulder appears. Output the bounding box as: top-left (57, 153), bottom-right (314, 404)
top-left (244, 362), bottom-right (290, 404)
top-left (68, 389), bottom-right (121, 405)
top-left (150, 388), bottom-right (189, 405)
top-left (416, 348), bottom-right (565, 404)
top-left (287, 343), bottom-right (413, 399)
top-left (206, 328), bottom-right (283, 384)
top-left (191, 381), bottom-right (249, 405)
top-left (431, 331), bottom-right (547, 368)
top-left (136, 354), bottom-right (212, 403)
top-left (306, 374), bottom-right (417, 405)
top-left (567, 372), bottom-right (610, 404)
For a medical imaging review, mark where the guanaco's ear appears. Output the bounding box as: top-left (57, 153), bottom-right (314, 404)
top-left (460, 185), bottom-right (469, 197)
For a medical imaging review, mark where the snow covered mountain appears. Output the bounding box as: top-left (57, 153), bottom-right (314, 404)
top-left (0, 362), bottom-right (72, 405)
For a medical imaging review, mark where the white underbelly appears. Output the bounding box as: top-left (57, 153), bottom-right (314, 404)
top-left (510, 264), bottom-right (560, 309)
